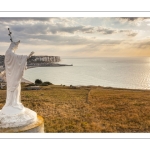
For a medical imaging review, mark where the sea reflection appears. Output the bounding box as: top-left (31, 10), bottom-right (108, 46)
top-left (24, 57), bottom-right (150, 89)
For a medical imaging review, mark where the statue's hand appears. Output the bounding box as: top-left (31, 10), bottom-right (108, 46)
top-left (30, 51), bottom-right (34, 56)
top-left (32, 51), bottom-right (34, 54)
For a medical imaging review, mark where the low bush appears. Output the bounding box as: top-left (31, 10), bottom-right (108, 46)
top-left (43, 81), bottom-right (53, 85)
top-left (35, 79), bottom-right (42, 84)
top-left (41, 83), bottom-right (49, 86)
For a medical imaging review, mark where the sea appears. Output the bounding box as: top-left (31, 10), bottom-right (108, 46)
top-left (23, 57), bottom-right (150, 90)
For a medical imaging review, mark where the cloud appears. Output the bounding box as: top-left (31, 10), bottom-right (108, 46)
top-left (97, 27), bottom-right (138, 37)
top-left (97, 27), bottom-right (117, 34)
top-left (118, 17), bottom-right (149, 24)
top-left (3, 21), bottom-right (94, 35)
top-left (19, 33), bottom-right (123, 46)
top-left (126, 32), bottom-right (138, 37)
top-left (134, 39), bottom-right (150, 49)
top-left (0, 17), bottom-right (54, 23)
top-left (0, 17), bottom-right (147, 57)
top-left (0, 17), bottom-right (139, 41)
top-left (49, 25), bottom-right (95, 34)
top-left (119, 29), bottom-right (138, 37)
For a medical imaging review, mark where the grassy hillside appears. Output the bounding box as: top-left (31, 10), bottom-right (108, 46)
top-left (0, 84), bottom-right (150, 132)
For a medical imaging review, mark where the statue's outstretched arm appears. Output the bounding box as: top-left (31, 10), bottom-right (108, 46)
top-left (27, 51), bottom-right (34, 59)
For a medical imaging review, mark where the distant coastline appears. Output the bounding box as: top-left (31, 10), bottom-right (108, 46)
top-left (27, 63), bottom-right (73, 68)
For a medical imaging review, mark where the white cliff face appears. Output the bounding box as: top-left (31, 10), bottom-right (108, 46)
top-left (0, 41), bottom-right (37, 128)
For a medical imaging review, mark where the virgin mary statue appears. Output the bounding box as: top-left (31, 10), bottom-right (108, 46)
top-left (0, 40), bottom-right (37, 128)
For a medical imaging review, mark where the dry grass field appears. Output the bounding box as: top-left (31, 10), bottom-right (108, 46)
top-left (0, 84), bottom-right (150, 133)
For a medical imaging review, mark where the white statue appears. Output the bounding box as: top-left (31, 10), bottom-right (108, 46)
top-left (0, 29), bottom-right (37, 128)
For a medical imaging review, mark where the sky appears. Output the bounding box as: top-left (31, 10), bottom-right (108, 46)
top-left (0, 17), bottom-right (150, 57)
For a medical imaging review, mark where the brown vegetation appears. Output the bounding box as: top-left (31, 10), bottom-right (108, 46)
top-left (0, 84), bottom-right (150, 132)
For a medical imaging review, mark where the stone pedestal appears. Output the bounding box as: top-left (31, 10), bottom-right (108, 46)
top-left (0, 115), bottom-right (44, 133)
top-left (0, 107), bottom-right (37, 128)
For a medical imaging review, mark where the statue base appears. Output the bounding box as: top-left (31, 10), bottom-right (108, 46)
top-left (0, 107), bottom-right (37, 128)
top-left (0, 115), bottom-right (44, 133)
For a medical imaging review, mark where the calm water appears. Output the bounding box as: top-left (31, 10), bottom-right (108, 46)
top-left (23, 57), bottom-right (150, 89)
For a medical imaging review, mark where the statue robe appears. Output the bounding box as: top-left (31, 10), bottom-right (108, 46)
top-left (1, 42), bottom-right (28, 115)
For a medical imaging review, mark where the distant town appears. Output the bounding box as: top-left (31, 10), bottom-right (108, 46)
top-left (0, 55), bottom-right (61, 68)
top-left (27, 55), bottom-right (61, 67)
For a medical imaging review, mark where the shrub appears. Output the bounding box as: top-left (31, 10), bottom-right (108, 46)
top-left (70, 86), bottom-right (77, 89)
top-left (41, 83), bottom-right (48, 86)
top-left (43, 81), bottom-right (53, 85)
top-left (35, 79), bottom-right (42, 84)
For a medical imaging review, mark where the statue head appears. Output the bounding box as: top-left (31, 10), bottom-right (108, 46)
top-left (9, 40), bottom-right (20, 52)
